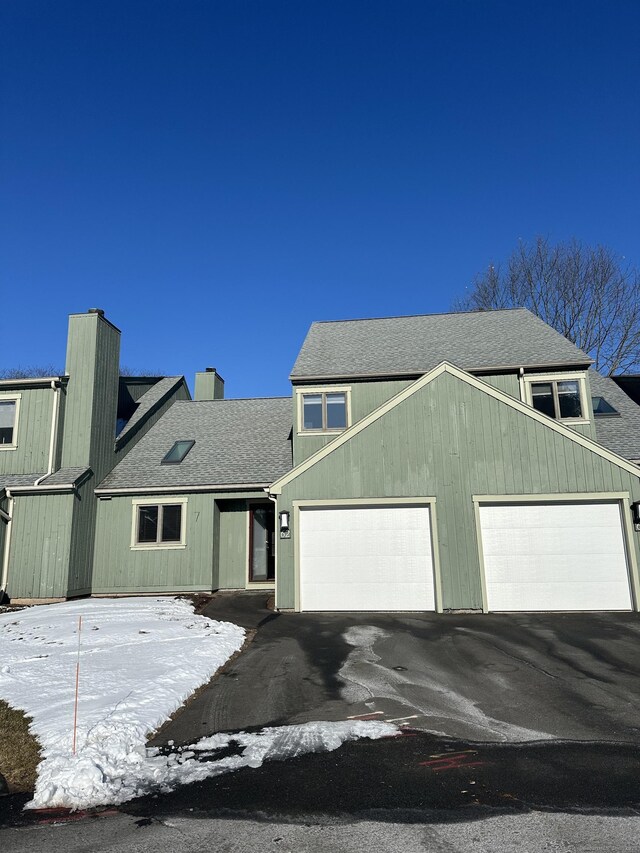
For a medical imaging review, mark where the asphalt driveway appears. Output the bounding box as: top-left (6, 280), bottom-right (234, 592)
top-left (153, 594), bottom-right (640, 746)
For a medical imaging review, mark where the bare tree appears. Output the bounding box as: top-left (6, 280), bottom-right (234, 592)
top-left (0, 365), bottom-right (62, 379)
top-left (454, 237), bottom-right (640, 375)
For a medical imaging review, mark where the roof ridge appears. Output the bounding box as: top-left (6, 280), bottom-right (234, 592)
top-left (311, 308), bottom-right (531, 325)
top-left (176, 396), bottom-right (291, 403)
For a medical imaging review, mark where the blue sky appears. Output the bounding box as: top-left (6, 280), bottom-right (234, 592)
top-left (2, 1), bottom-right (639, 397)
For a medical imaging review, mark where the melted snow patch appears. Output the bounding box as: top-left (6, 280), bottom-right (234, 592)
top-left (338, 624), bottom-right (552, 742)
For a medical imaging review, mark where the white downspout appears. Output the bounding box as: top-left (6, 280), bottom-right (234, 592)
top-left (34, 380), bottom-right (61, 487)
top-left (1, 489), bottom-right (14, 598)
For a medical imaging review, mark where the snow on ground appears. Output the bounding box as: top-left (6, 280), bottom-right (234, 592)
top-left (0, 597), bottom-right (397, 811)
top-left (0, 597), bottom-right (245, 809)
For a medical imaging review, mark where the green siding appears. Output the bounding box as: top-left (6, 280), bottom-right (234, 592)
top-left (0, 387), bottom-right (55, 474)
top-left (479, 373), bottom-right (520, 397)
top-left (293, 379), bottom-right (413, 465)
top-left (293, 374), bottom-right (522, 466)
top-left (93, 493), bottom-right (215, 593)
top-left (276, 370), bottom-right (640, 610)
top-left (194, 371), bottom-right (225, 401)
top-left (67, 477), bottom-right (97, 596)
top-left (92, 493), bottom-right (262, 593)
top-left (7, 494), bottom-right (74, 599)
top-left (61, 313), bottom-right (120, 480)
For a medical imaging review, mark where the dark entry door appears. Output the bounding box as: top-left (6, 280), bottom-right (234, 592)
top-left (249, 504), bottom-right (275, 582)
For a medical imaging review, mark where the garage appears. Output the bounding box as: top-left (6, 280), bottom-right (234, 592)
top-left (478, 500), bottom-right (633, 612)
top-left (298, 503), bottom-right (436, 611)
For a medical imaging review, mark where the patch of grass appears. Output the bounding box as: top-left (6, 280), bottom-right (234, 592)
top-left (0, 699), bottom-right (41, 792)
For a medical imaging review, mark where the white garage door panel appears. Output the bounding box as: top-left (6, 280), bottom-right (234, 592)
top-left (479, 502), bottom-right (632, 612)
top-left (299, 505), bottom-right (435, 611)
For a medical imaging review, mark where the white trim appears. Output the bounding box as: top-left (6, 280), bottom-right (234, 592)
top-left (0, 377), bottom-right (62, 388)
top-left (472, 492), bottom-right (640, 613)
top-left (0, 394), bottom-right (21, 452)
top-left (522, 371), bottom-right (591, 425)
top-left (269, 362), bottom-right (640, 494)
top-left (96, 483), bottom-right (269, 496)
top-left (295, 385), bottom-right (352, 435)
top-left (130, 497), bottom-right (188, 550)
top-left (292, 497), bottom-right (442, 613)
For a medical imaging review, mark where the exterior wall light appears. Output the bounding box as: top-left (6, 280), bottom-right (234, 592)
top-left (279, 510), bottom-right (290, 533)
top-left (632, 501), bottom-right (640, 529)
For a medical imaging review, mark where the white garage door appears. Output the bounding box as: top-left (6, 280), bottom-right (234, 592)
top-left (299, 504), bottom-right (436, 611)
top-left (479, 501), bottom-right (632, 611)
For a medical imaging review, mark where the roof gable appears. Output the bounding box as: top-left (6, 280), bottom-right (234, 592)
top-left (270, 362), bottom-right (640, 493)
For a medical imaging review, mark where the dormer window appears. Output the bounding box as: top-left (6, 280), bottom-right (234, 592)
top-left (296, 387), bottom-right (351, 434)
top-left (162, 440), bottom-right (195, 464)
top-left (523, 374), bottom-right (589, 423)
top-left (0, 397), bottom-right (20, 449)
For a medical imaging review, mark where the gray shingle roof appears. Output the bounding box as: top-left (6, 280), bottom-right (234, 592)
top-left (0, 468), bottom-right (91, 491)
top-left (0, 474), bottom-right (43, 490)
top-left (98, 397), bottom-right (293, 491)
top-left (40, 467), bottom-right (91, 486)
top-left (290, 308), bottom-right (592, 380)
top-left (116, 376), bottom-right (187, 447)
top-left (589, 369), bottom-right (640, 462)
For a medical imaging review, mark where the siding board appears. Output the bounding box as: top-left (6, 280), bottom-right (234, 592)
top-left (277, 370), bottom-right (640, 610)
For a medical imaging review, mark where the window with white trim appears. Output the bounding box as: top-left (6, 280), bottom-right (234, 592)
top-left (132, 500), bottom-right (186, 548)
top-left (524, 375), bottom-right (589, 422)
top-left (296, 387), bottom-right (351, 434)
top-left (0, 397), bottom-right (19, 448)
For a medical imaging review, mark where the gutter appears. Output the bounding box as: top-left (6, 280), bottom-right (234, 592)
top-left (0, 376), bottom-right (67, 389)
top-left (6, 484), bottom-right (79, 494)
top-left (290, 361), bottom-right (594, 384)
top-left (0, 489), bottom-right (14, 598)
top-left (95, 482), bottom-right (271, 496)
top-left (34, 380), bottom-right (62, 487)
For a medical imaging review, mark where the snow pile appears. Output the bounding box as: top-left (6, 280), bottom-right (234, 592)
top-left (0, 597), bottom-right (397, 811)
top-left (0, 597), bottom-right (245, 809)
top-left (28, 719), bottom-right (397, 810)
top-left (188, 719), bottom-right (398, 768)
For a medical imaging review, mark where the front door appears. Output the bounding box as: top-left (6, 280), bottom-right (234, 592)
top-left (249, 504), bottom-right (275, 583)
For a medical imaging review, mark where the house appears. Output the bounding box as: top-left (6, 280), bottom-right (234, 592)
top-left (0, 310), bottom-right (189, 601)
top-left (3, 307), bottom-right (640, 613)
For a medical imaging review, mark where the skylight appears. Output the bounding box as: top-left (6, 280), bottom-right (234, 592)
top-left (162, 440), bottom-right (195, 464)
top-left (591, 396), bottom-right (619, 416)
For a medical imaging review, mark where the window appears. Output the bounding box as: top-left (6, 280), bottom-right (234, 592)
top-left (592, 396), bottom-right (619, 416)
top-left (524, 375), bottom-right (588, 421)
top-left (132, 500), bottom-right (186, 548)
top-left (0, 397), bottom-right (19, 449)
top-left (162, 440), bottom-right (195, 464)
top-left (297, 387), bottom-right (351, 433)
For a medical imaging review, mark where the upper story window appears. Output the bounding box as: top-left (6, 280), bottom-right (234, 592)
top-left (131, 499), bottom-right (186, 549)
top-left (296, 386), bottom-right (351, 434)
top-left (523, 374), bottom-right (588, 422)
top-left (162, 440), bottom-right (195, 464)
top-left (0, 396), bottom-right (20, 449)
